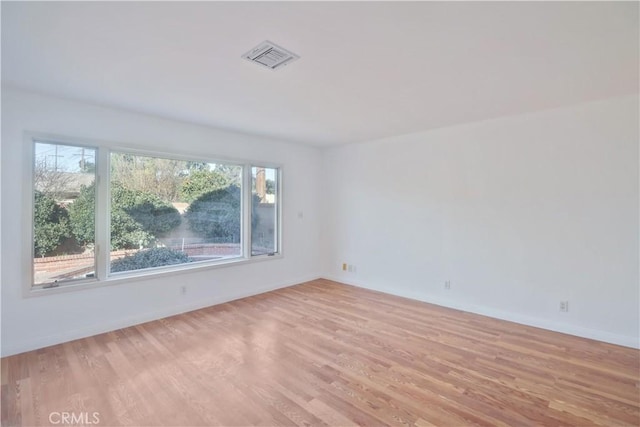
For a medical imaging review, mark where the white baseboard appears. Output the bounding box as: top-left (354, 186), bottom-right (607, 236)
top-left (6, 274), bottom-right (636, 356)
top-left (2, 274), bottom-right (322, 357)
top-left (323, 275), bottom-right (640, 349)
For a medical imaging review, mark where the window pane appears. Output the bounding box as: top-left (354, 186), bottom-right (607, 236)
top-left (109, 153), bottom-right (242, 274)
top-left (33, 142), bottom-right (96, 286)
top-left (251, 166), bottom-right (279, 256)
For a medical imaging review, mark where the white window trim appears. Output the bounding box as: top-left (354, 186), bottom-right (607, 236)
top-left (23, 132), bottom-right (283, 298)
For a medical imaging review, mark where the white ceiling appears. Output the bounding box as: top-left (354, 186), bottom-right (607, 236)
top-left (2, 1), bottom-right (638, 147)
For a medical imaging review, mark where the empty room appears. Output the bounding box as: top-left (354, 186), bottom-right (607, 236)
top-left (1, 1), bottom-right (638, 426)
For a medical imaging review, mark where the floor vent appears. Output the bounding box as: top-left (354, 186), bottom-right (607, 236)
top-left (242, 41), bottom-right (300, 70)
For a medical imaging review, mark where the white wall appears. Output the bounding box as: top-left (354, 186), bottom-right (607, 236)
top-left (2, 88), bottom-right (638, 356)
top-left (1, 87), bottom-right (322, 356)
top-left (322, 95), bottom-right (639, 348)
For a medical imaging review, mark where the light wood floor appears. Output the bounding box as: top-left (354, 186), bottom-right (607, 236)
top-left (2, 279), bottom-right (639, 426)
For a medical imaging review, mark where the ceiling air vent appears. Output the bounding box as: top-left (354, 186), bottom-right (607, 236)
top-left (242, 41), bottom-right (300, 70)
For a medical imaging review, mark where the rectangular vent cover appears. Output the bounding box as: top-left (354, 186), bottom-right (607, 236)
top-left (242, 41), bottom-right (300, 70)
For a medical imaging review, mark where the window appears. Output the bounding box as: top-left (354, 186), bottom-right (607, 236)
top-left (251, 166), bottom-right (279, 256)
top-left (29, 137), bottom-right (281, 291)
top-left (33, 141), bottom-right (97, 286)
top-left (108, 153), bottom-right (243, 274)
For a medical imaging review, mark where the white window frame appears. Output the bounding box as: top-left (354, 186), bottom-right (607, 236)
top-left (23, 132), bottom-right (283, 297)
top-left (27, 137), bottom-right (100, 289)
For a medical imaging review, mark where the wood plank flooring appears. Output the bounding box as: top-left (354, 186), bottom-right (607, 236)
top-left (2, 279), bottom-right (639, 426)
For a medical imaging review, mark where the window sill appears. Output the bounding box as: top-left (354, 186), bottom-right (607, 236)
top-left (25, 253), bottom-right (283, 298)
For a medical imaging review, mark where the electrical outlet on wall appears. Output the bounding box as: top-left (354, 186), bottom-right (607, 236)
top-left (444, 280), bottom-right (451, 290)
top-left (342, 263), bottom-right (357, 273)
top-left (560, 301), bottom-right (569, 312)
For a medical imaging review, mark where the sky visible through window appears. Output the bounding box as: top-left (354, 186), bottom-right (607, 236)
top-left (35, 143), bottom-right (94, 173)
